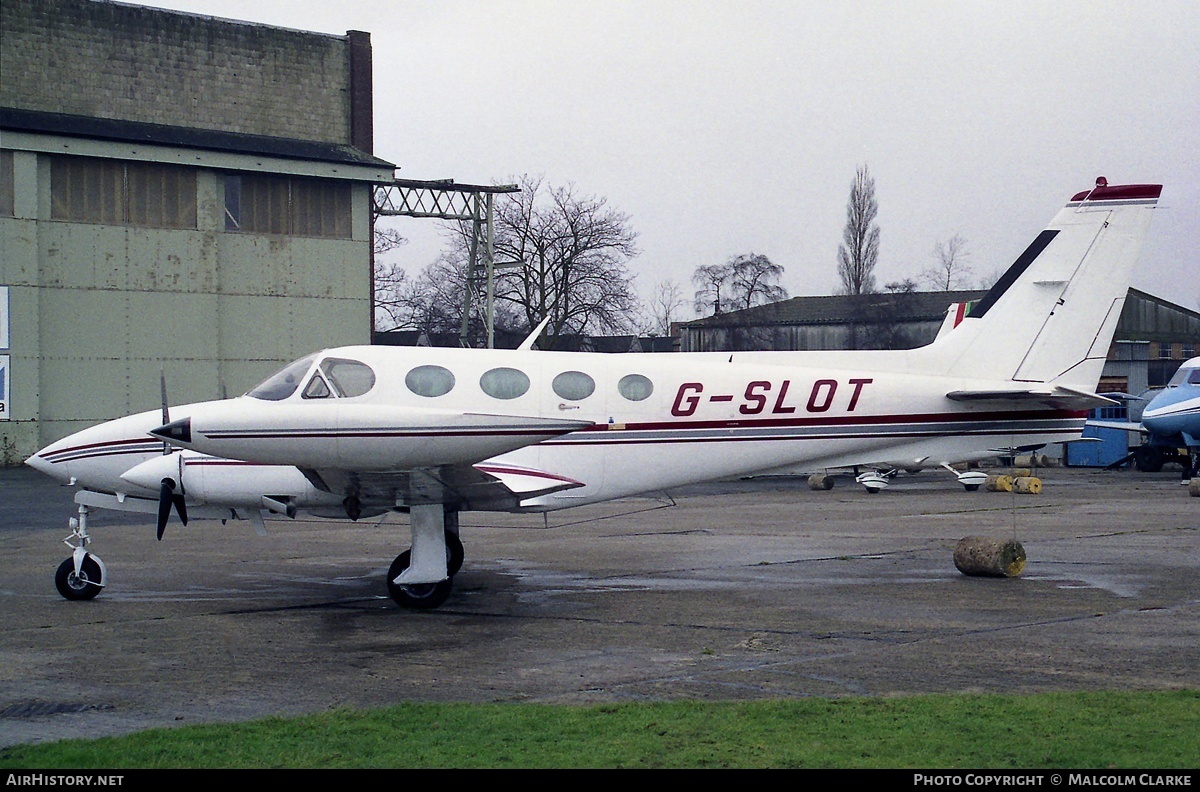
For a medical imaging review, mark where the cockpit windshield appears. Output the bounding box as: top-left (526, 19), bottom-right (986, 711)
top-left (1167, 366), bottom-right (1200, 388)
top-left (247, 354), bottom-right (318, 401)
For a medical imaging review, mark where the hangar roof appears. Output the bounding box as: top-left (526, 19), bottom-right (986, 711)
top-left (1, 106), bottom-right (395, 173)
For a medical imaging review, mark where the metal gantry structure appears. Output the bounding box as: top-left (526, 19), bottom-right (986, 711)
top-left (372, 178), bottom-right (521, 348)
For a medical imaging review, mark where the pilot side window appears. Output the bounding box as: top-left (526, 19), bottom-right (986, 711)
top-left (480, 367), bottom-right (531, 400)
top-left (406, 365), bottom-right (455, 397)
top-left (301, 359), bottom-right (374, 399)
top-left (552, 371), bottom-right (595, 401)
top-left (323, 358), bottom-right (376, 397)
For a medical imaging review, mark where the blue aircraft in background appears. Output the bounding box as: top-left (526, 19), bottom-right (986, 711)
top-left (1140, 357), bottom-right (1200, 480)
top-left (1098, 357), bottom-right (1200, 480)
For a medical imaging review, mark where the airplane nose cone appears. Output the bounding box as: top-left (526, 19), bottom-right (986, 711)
top-left (24, 450), bottom-right (64, 480)
top-left (151, 417), bottom-right (192, 445)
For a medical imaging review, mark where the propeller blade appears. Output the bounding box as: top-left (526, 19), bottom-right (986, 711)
top-left (173, 494), bottom-right (188, 527)
top-left (157, 478), bottom-right (175, 540)
top-left (160, 367), bottom-right (171, 455)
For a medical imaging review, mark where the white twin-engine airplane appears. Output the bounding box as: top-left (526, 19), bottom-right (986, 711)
top-left (27, 179), bottom-right (1162, 609)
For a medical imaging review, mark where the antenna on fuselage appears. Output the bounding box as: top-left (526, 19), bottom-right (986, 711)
top-left (518, 316), bottom-right (553, 351)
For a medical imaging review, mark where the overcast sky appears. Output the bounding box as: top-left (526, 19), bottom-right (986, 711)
top-left (129, 0), bottom-right (1199, 313)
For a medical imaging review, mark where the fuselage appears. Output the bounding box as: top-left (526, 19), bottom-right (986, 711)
top-left (65, 343), bottom-right (1088, 513)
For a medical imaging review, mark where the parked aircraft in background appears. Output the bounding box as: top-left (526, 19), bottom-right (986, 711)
top-left (1090, 357), bottom-right (1200, 479)
top-left (27, 179), bottom-right (1162, 609)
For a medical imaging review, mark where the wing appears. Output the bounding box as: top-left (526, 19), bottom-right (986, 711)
top-left (302, 461), bottom-right (584, 512)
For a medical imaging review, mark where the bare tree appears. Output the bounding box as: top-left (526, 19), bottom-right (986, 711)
top-left (393, 176), bottom-right (641, 347)
top-left (692, 262), bottom-right (731, 316)
top-left (691, 254), bottom-right (789, 351)
top-left (490, 176), bottom-right (640, 346)
top-left (646, 279), bottom-right (685, 337)
top-left (859, 279), bottom-right (920, 350)
top-left (922, 234), bottom-right (972, 291)
top-left (837, 165), bottom-right (880, 296)
top-left (372, 224), bottom-right (409, 331)
top-left (692, 253), bottom-right (788, 316)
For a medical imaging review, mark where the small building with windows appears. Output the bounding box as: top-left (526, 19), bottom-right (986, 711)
top-left (0, 0), bottom-right (394, 462)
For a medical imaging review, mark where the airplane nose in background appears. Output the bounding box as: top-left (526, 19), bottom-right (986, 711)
top-left (151, 417), bottom-right (192, 445)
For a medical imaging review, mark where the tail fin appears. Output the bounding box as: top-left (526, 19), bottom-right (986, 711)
top-left (918, 179), bottom-right (1161, 388)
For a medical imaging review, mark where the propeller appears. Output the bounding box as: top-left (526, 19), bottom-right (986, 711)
top-left (157, 476), bottom-right (188, 541)
top-left (155, 366), bottom-right (188, 540)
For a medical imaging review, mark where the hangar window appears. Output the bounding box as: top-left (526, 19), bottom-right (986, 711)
top-left (224, 174), bottom-right (351, 239)
top-left (248, 354), bottom-right (318, 401)
top-left (617, 374), bottom-right (654, 402)
top-left (50, 155), bottom-right (196, 229)
top-left (0, 151), bottom-right (13, 218)
top-left (552, 371), bottom-right (595, 401)
top-left (405, 365), bottom-right (455, 398)
top-left (480, 367), bottom-right (531, 400)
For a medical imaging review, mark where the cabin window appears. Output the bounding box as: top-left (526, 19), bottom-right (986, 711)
top-left (480, 367), bottom-right (530, 400)
top-left (617, 374), bottom-right (654, 402)
top-left (552, 371), bottom-right (595, 401)
top-left (406, 365), bottom-right (455, 397)
top-left (1190, 370), bottom-right (1200, 385)
top-left (248, 354), bottom-right (318, 401)
top-left (323, 358), bottom-right (376, 397)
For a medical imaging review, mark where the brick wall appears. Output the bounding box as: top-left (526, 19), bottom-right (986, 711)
top-left (1, 0), bottom-right (355, 144)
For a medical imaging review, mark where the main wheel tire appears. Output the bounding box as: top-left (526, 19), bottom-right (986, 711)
top-left (386, 551), bottom-right (453, 609)
top-left (55, 556), bottom-right (103, 601)
top-left (385, 528), bottom-right (462, 610)
top-left (1135, 447), bottom-right (1164, 473)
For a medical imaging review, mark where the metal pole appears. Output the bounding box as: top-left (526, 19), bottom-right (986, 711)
top-left (460, 194), bottom-right (482, 345)
top-left (486, 193), bottom-right (495, 349)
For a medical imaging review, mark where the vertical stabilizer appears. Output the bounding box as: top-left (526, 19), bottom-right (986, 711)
top-left (917, 180), bottom-right (1161, 388)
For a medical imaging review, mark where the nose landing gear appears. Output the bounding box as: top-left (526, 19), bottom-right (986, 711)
top-left (55, 505), bottom-right (106, 601)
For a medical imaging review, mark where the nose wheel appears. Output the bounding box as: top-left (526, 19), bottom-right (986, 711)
top-left (55, 555), bottom-right (104, 600)
top-left (55, 505), bottom-right (106, 601)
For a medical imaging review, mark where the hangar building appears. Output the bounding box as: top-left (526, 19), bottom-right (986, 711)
top-left (0, 0), bottom-right (395, 463)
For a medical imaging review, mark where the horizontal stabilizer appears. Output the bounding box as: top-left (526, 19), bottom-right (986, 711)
top-left (1086, 419), bottom-right (1147, 434)
top-left (946, 386), bottom-right (1118, 411)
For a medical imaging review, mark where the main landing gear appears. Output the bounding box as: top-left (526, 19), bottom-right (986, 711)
top-left (853, 466), bottom-right (989, 494)
top-left (55, 505), bottom-right (106, 601)
top-left (386, 503), bottom-right (464, 610)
